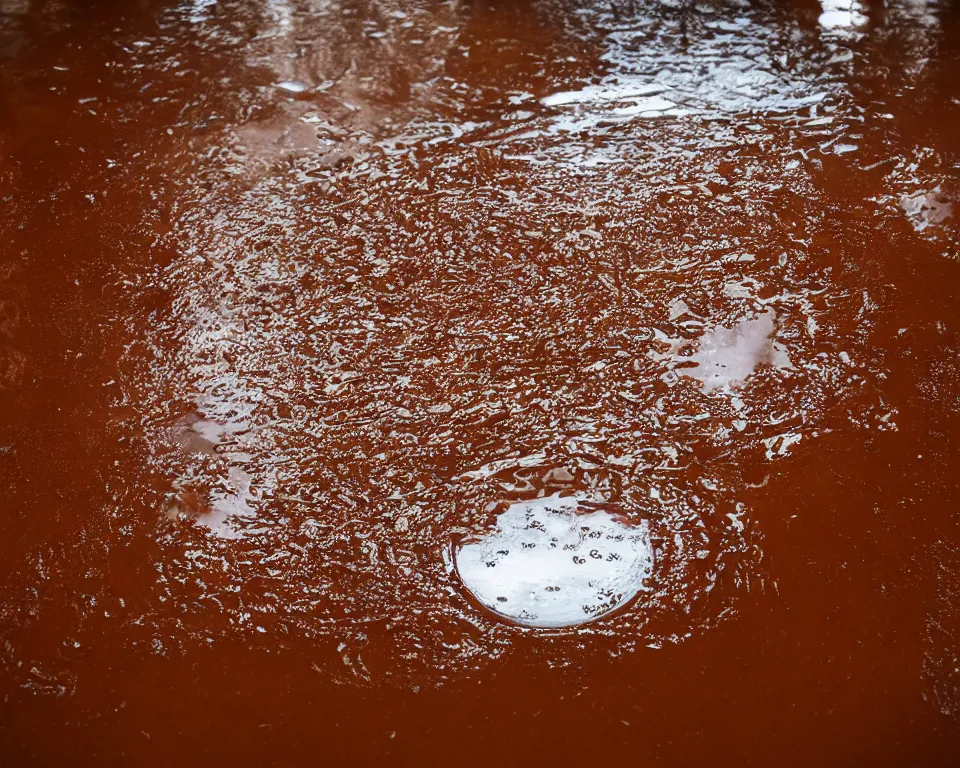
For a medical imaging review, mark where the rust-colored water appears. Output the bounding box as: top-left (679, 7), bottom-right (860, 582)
top-left (1, 0), bottom-right (959, 764)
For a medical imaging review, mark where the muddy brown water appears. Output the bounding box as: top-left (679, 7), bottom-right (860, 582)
top-left (1, 0), bottom-right (959, 764)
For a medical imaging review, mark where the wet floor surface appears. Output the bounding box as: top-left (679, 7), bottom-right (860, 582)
top-left (1, 0), bottom-right (959, 764)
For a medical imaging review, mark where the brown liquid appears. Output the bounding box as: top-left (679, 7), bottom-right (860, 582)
top-left (1, 0), bottom-right (959, 764)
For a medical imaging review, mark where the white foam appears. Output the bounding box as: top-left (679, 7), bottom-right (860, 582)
top-left (454, 494), bottom-right (653, 628)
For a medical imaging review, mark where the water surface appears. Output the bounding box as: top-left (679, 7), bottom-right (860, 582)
top-left (1, 0), bottom-right (959, 764)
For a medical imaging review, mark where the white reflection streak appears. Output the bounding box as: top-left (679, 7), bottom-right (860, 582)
top-left (818, 0), bottom-right (867, 32)
top-left (686, 310), bottom-right (792, 394)
top-left (187, 0), bottom-right (217, 25)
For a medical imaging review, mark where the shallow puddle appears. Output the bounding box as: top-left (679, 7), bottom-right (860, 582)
top-left (1, 0), bottom-right (959, 764)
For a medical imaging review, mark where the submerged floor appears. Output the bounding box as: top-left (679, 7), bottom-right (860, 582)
top-left (1, 0), bottom-right (959, 764)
